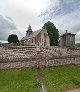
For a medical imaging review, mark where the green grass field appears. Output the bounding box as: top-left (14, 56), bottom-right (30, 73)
top-left (0, 68), bottom-right (40, 92)
top-left (43, 65), bottom-right (80, 92)
top-left (0, 65), bottom-right (80, 92)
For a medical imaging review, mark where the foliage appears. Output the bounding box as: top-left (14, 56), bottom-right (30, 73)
top-left (8, 34), bottom-right (19, 43)
top-left (43, 21), bottom-right (59, 46)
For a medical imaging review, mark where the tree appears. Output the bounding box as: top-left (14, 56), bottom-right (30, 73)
top-left (8, 34), bottom-right (19, 43)
top-left (43, 21), bottom-right (59, 46)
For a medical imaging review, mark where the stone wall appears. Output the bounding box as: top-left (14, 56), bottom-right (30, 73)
top-left (0, 46), bottom-right (80, 69)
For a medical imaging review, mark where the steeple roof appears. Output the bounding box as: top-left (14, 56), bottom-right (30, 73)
top-left (27, 24), bottom-right (32, 31)
top-left (26, 24), bottom-right (33, 36)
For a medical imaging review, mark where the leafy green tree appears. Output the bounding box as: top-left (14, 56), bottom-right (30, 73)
top-left (43, 21), bottom-right (59, 46)
top-left (8, 34), bottom-right (19, 43)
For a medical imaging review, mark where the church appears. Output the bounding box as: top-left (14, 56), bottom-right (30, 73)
top-left (21, 25), bottom-right (50, 46)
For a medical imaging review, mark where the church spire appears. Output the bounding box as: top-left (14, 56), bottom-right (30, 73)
top-left (26, 24), bottom-right (33, 36)
top-left (28, 24), bottom-right (31, 30)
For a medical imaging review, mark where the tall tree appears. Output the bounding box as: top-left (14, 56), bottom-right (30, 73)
top-left (8, 34), bottom-right (19, 43)
top-left (43, 21), bottom-right (59, 46)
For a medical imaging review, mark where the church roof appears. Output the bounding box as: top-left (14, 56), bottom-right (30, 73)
top-left (21, 29), bottom-right (42, 40)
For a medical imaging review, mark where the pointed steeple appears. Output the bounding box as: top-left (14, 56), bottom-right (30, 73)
top-left (26, 24), bottom-right (33, 36)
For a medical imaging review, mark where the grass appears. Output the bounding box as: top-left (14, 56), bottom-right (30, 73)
top-left (43, 65), bottom-right (80, 92)
top-left (0, 65), bottom-right (80, 92)
top-left (0, 68), bottom-right (41, 92)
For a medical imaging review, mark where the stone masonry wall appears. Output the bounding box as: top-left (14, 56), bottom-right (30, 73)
top-left (0, 46), bottom-right (80, 69)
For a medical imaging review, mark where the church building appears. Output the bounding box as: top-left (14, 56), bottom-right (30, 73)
top-left (21, 25), bottom-right (50, 46)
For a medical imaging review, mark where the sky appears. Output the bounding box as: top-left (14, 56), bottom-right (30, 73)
top-left (0, 0), bottom-right (80, 43)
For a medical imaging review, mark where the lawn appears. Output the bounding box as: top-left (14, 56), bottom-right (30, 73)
top-left (0, 65), bottom-right (80, 92)
top-left (43, 65), bottom-right (80, 92)
top-left (0, 68), bottom-right (40, 92)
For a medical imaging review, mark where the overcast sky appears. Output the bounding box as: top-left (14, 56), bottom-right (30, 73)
top-left (0, 0), bottom-right (80, 43)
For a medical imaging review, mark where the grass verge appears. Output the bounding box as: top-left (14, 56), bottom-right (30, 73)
top-left (43, 65), bottom-right (80, 92)
top-left (0, 65), bottom-right (80, 92)
top-left (0, 68), bottom-right (41, 92)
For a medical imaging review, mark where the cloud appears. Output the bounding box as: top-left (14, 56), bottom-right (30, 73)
top-left (0, 0), bottom-right (50, 42)
top-left (40, 0), bottom-right (80, 42)
top-left (0, 0), bottom-right (80, 43)
top-left (6, 16), bottom-right (13, 22)
top-left (40, 0), bottom-right (80, 20)
top-left (0, 15), bottom-right (17, 41)
top-left (52, 0), bottom-right (80, 16)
